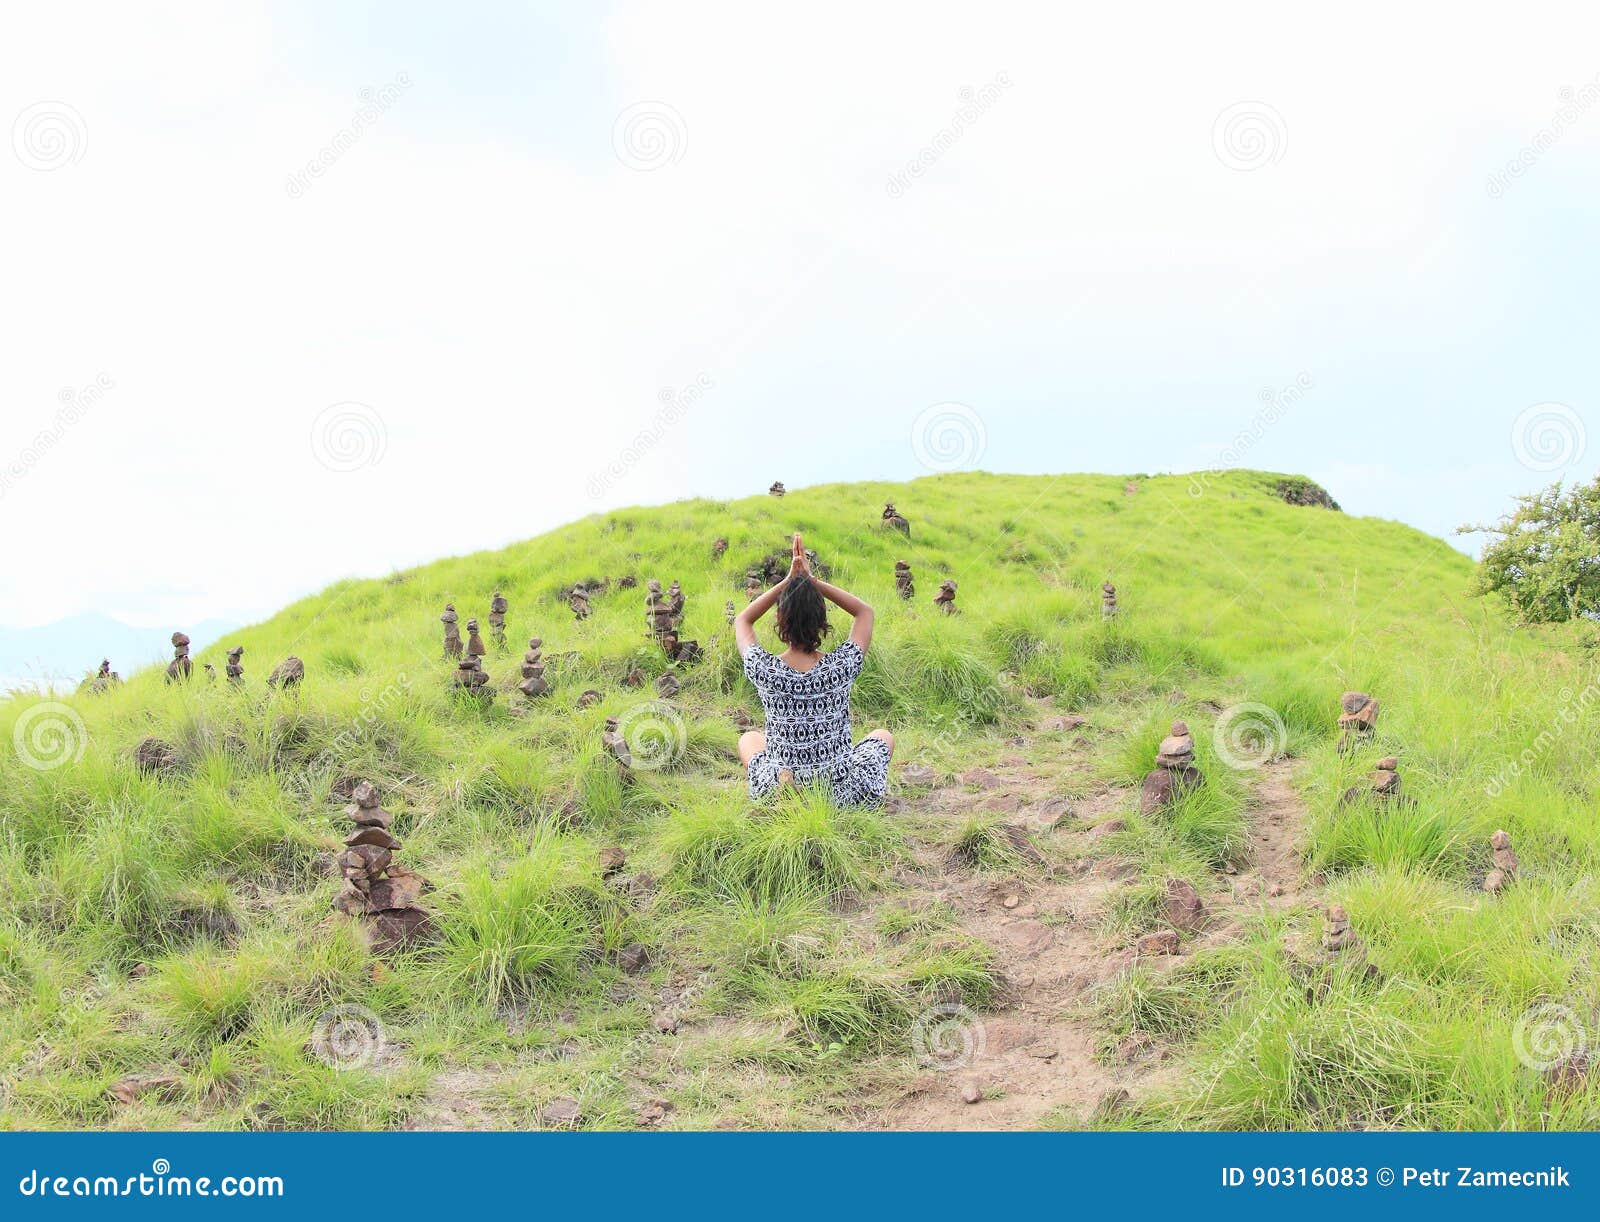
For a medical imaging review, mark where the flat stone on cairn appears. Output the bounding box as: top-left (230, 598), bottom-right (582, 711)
top-left (882, 502), bottom-right (910, 536)
top-left (166, 632), bottom-right (193, 684)
top-left (332, 782), bottom-right (436, 954)
top-left (267, 655), bottom-right (304, 690)
top-left (441, 603), bottom-right (463, 657)
top-left (1483, 829), bottom-right (1519, 893)
top-left (577, 689), bottom-right (602, 708)
top-left (768, 481), bottom-right (786, 498)
top-left (453, 654), bottom-right (492, 700)
top-left (466, 618), bottom-right (487, 658)
top-left (225, 646), bottom-right (244, 684)
top-left (488, 592), bottom-right (508, 649)
top-left (568, 584), bottom-right (592, 620)
top-left (894, 561), bottom-right (914, 600)
top-left (661, 630), bottom-right (701, 665)
top-left (1341, 755), bottom-right (1407, 806)
top-left (932, 578), bottom-right (958, 614)
top-left (519, 637), bottom-right (549, 699)
top-left (1337, 691), bottom-right (1380, 753)
top-left (1140, 719), bottom-right (1203, 814)
top-left (1101, 582), bottom-right (1118, 619)
top-left (657, 672), bottom-right (681, 698)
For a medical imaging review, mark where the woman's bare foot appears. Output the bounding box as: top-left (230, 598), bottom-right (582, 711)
top-left (777, 768), bottom-right (795, 789)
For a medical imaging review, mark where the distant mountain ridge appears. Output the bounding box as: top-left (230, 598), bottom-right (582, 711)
top-left (0, 613), bottom-right (240, 691)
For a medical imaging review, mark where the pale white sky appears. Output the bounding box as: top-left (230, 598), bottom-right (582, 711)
top-left (3, 1), bottom-right (1597, 629)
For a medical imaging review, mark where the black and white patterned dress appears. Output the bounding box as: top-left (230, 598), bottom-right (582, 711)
top-left (741, 638), bottom-right (890, 807)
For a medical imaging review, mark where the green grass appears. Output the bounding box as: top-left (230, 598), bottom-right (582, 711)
top-left (3, 468), bottom-right (1598, 1130)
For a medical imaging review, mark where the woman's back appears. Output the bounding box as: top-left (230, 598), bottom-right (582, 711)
top-left (740, 639), bottom-right (863, 777)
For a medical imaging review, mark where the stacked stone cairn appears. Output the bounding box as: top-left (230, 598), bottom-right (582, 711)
top-left (724, 600), bottom-right (737, 625)
top-left (656, 672), bottom-right (681, 699)
top-left (602, 716), bottom-right (632, 769)
top-left (769, 481), bottom-right (786, 498)
top-left (1340, 755), bottom-right (1407, 806)
top-left (568, 584), bottom-right (592, 620)
top-left (204, 663), bottom-right (217, 683)
top-left (1483, 830), bottom-right (1519, 893)
top-left (454, 653), bottom-right (491, 701)
top-left (1101, 582), bottom-right (1119, 619)
top-left (1321, 904), bottom-right (1359, 955)
top-left (932, 578), bottom-right (958, 614)
top-left (332, 781), bottom-right (435, 954)
top-left (85, 659), bottom-right (121, 693)
top-left (1336, 691), bottom-right (1380, 754)
top-left (518, 637), bottom-right (549, 700)
top-left (466, 617), bottom-right (487, 659)
top-left (1140, 719), bottom-right (1204, 814)
top-left (882, 502), bottom-right (910, 536)
top-left (488, 592), bottom-right (508, 650)
top-left (268, 655), bottom-right (305, 690)
top-left (166, 632), bottom-right (193, 683)
top-left (894, 561), bottom-right (915, 601)
top-left (225, 646), bottom-right (244, 685)
top-left (744, 570), bottom-right (763, 601)
top-left (441, 603), bottom-right (463, 658)
top-left (712, 537), bottom-right (728, 560)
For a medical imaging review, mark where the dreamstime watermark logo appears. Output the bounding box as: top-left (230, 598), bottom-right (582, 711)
top-left (1212, 702), bottom-right (1286, 770)
top-left (1487, 77), bottom-right (1600, 198)
top-left (12, 701), bottom-right (89, 772)
top-left (911, 402), bottom-right (987, 473)
top-left (1189, 373), bottom-right (1313, 497)
top-left (587, 374), bottom-right (715, 499)
top-left (1512, 999), bottom-right (1590, 1073)
top-left (612, 101), bottom-right (687, 171)
top-left (311, 401), bottom-right (388, 471)
top-left (1510, 402), bottom-right (1587, 472)
top-left (1211, 101), bottom-right (1287, 171)
top-left (0, 374), bottom-right (115, 501)
top-left (614, 700), bottom-right (687, 771)
top-left (911, 1002), bottom-right (987, 1071)
top-left (885, 73), bottom-right (1012, 198)
top-left (1484, 675), bottom-right (1598, 798)
top-left (12, 101), bottom-right (87, 171)
top-left (285, 74), bottom-right (411, 198)
top-left (309, 1004), bottom-right (386, 1070)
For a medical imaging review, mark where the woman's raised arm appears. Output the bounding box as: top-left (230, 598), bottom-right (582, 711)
top-left (808, 572), bottom-right (874, 652)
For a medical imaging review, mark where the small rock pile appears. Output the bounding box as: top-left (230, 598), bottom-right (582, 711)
top-left (711, 537), bottom-right (728, 559)
top-left (454, 654), bottom-right (492, 701)
top-left (441, 604), bottom-right (463, 657)
top-left (85, 659), bottom-right (121, 693)
top-left (466, 618), bottom-right (487, 659)
top-left (1101, 582), bottom-right (1118, 619)
top-left (1340, 755), bottom-right (1409, 806)
top-left (894, 560), bottom-right (914, 600)
top-left (134, 736), bottom-right (179, 776)
top-left (1337, 691), bottom-right (1379, 753)
top-left (166, 632), bottom-right (193, 684)
top-left (769, 481), bottom-right (786, 498)
top-left (332, 782), bottom-right (436, 954)
top-left (724, 600), bottom-right (737, 625)
top-left (882, 502), bottom-right (910, 536)
top-left (519, 637), bottom-right (549, 699)
top-left (1140, 719), bottom-right (1203, 814)
top-left (488, 592), bottom-right (508, 650)
top-left (602, 716), bottom-right (632, 768)
top-left (744, 570), bottom-right (763, 601)
top-left (1321, 903), bottom-right (1359, 954)
top-left (932, 578), bottom-right (958, 614)
top-left (647, 579), bottom-right (699, 663)
top-left (225, 646), bottom-right (244, 685)
top-left (568, 584), bottom-right (592, 620)
top-left (656, 672), bottom-right (681, 698)
top-left (268, 655), bottom-right (304, 690)
top-left (1483, 829), bottom-right (1519, 893)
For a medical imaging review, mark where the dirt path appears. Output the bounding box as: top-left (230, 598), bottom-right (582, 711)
top-left (868, 754), bottom-right (1312, 1131)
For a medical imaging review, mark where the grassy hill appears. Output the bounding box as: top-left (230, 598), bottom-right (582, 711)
top-left (2, 470), bottom-right (1596, 1131)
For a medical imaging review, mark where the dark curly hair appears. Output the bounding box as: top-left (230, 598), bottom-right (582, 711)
top-left (775, 574), bottom-right (831, 654)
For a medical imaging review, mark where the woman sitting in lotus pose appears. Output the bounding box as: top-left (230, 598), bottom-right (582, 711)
top-left (734, 533), bottom-right (894, 806)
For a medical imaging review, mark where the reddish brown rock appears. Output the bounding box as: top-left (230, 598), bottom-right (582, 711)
top-left (882, 502), bottom-right (910, 536)
top-left (599, 846), bottom-right (627, 876)
top-left (164, 631), bottom-right (193, 684)
top-left (894, 560), bottom-right (914, 600)
top-left (1101, 581), bottom-right (1118, 618)
top-left (932, 578), bottom-right (959, 614)
top-left (440, 604), bottom-right (463, 657)
top-left (1136, 929), bottom-right (1180, 956)
top-left (1484, 829), bottom-right (1519, 893)
top-left (1162, 878), bottom-right (1207, 932)
top-left (133, 736), bottom-right (180, 776)
top-left (267, 655), bottom-right (305, 690)
top-left (768, 481), bottom-right (786, 498)
top-left (488, 592), bottom-right (508, 649)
